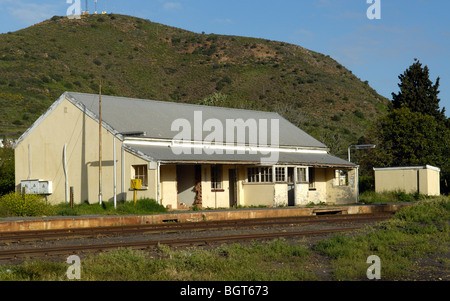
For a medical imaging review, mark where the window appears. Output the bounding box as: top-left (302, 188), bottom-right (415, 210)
top-left (260, 167), bottom-right (273, 183)
top-left (211, 165), bottom-right (223, 189)
top-left (132, 164), bottom-right (148, 187)
top-left (296, 167), bottom-right (308, 183)
top-left (308, 167), bottom-right (315, 189)
top-left (335, 169), bottom-right (348, 186)
top-left (247, 167), bottom-right (259, 183)
top-left (275, 167), bottom-right (286, 182)
top-left (247, 167), bottom-right (273, 183)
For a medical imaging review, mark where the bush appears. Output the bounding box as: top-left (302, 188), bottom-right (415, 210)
top-left (359, 190), bottom-right (428, 204)
top-left (0, 193), bottom-right (54, 217)
top-left (52, 198), bottom-right (167, 216)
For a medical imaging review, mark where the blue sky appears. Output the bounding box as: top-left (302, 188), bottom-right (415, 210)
top-left (1, 0), bottom-right (449, 116)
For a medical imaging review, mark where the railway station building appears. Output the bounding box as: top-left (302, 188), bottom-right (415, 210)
top-left (14, 92), bottom-right (358, 209)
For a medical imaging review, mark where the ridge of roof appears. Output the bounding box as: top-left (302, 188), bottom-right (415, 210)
top-left (65, 91), bottom-right (327, 149)
top-left (66, 91), bottom-right (282, 116)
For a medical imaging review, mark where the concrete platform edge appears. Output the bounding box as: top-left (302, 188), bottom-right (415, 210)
top-left (0, 203), bottom-right (410, 232)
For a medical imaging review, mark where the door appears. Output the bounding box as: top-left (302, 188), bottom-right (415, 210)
top-left (176, 165), bottom-right (196, 207)
top-left (229, 169), bottom-right (237, 207)
top-left (287, 167), bottom-right (295, 206)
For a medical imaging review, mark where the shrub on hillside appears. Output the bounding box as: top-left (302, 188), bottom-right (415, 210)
top-left (0, 193), bottom-right (54, 217)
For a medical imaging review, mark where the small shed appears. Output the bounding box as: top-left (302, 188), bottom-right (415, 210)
top-left (373, 165), bottom-right (440, 196)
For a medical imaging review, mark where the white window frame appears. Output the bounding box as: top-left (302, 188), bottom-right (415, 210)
top-left (296, 167), bottom-right (309, 183)
top-left (132, 164), bottom-right (148, 188)
top-left (275, 166), bottom-right (286, 183)
top-left (246, 167), bottom-right (273, 183)
top-left (211, 165), bottom-right (223, 190)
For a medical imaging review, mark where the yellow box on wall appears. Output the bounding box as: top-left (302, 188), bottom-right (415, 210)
top-left (131, 179), bottom-right (142, 190)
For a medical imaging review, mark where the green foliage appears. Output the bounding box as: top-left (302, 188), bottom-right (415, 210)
top-left (1, 239), bottom-right (315, 281)
top-left (52, 198), bottom-right (167, 216)
top-left (0, 14), bottom-right (388, 155)
top-left (392, 59), bottom-right (446, 119)
top-left (359, 190), bottom-right (427, 204)
top-left (365, 60), bottom-right (450, 194)
top-left (372, 106), bottom-right (450, 194)
top-left (0, 192), bottom-right (54, 217)
top-left (0, 146), bottom-right (15, 196)
top-left (197, 92), bottom-right (228, 106)
top-left (314, 197), bottom-right (449, 280)
top-left (1, 197), bottom-right (448, 281)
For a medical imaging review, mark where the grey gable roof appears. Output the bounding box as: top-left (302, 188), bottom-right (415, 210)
top-left (125, 144), bottom-right (355, 168)
top-left (65, 92), bottom-right (327, 149)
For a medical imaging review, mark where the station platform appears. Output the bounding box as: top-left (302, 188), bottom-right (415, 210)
top-left (0, 203), bottom-right (410, 232)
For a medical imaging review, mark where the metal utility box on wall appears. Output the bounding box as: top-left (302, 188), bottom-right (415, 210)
top-left (130, 179), bottom-right (142, 190)
top-left (373, 165), bottom-right (440, 196)
top-left (20, 180), bottom-right (53, 195)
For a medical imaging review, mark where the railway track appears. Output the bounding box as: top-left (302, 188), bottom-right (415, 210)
top-left (0, 212), bottom-right (392, 243)
top-left (0, 226), bottom-right (363, 261)
top-left (0, 213), bottom-right (393, 261)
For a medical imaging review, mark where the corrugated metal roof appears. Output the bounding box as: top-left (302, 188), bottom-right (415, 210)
top-left (65, 92), bottom-right (327, 149)
top-left (126, 144), bottom-right (356, 167)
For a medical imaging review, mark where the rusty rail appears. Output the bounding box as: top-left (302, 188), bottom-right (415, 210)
top-left (0, 226), bottom-right (363, 261)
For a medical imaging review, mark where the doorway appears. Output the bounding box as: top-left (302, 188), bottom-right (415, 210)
top-left (176, 165), bottom-right (201, 207)
top-left (287, 167), bottom-right (295, 206)
top-left (228, 168), bottom-right (237, 207)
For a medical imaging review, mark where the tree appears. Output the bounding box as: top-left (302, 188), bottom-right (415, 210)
top-left (0, 146), bottom-right (15, 196)
top-left (372, 107), bottom-right (448, 167)
top-left (392, 58), bottom-right (446, 120)
top-left (366, 60), bottom-right (450, 194)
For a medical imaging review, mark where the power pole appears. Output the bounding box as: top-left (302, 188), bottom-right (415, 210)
top-left (98, 79), bottom-right (102, 204)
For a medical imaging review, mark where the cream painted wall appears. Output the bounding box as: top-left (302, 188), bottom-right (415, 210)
top-left (424, 168), bottom-right (440, 196)
top-left (308, 168), bottom-right (327, 204)
top-left (295, 183), bottom-right (309, 205)
top-left (326, 168), bottom-right (358, 204)
top-left (375, 167), bottom-right (440, 196)
top-left (15, 97), bottom-right (156, 204)
top-left (160, 165), bottom-right (177, 209)
top-left (201, 165), bottom-right (236, 209)
top-left (242, 183), bottom-right (274, 206)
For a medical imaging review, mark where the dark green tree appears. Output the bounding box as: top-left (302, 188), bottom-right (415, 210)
top-left (392, 58), bottom-right (446, 120)
top-left (0, 146), bottom-right (15, 196)
top-left (366, 59), bottom-right (450, 194)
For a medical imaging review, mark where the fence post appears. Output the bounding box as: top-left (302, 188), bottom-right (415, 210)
top-left (70, 186), bottom-right (74, 209)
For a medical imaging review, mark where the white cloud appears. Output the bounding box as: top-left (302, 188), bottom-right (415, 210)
top-left (163, 2), bottom-right (182, 10)
top-left (4, 1), bottom-right (58, 26)
top-left (214, 18), bottom-right (233, 25)
top-left (294, 29), bottom-right (313, 38)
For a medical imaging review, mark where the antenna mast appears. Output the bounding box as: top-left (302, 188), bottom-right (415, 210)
top-left (83, 0), bottom-right (89, 15)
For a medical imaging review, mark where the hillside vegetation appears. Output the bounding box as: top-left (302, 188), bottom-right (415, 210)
top-left (0, 14), bottom-right (388, 157)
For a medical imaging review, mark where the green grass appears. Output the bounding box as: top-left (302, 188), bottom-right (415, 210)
top-left (359, 190), bottom-right (429, 204)
top-left (314, 196), bottom-right (449, 280)
top-left (0, 240), bottom-right (317, 281)
top-left (0, 195), bottom-right (448, 281)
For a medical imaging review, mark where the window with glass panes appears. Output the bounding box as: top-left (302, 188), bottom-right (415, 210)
top-left (247, 167), bottom-right (273, 183)
top-left (275, 167), bottom-right (286, 182)
top-left (211, 165), bottom-right (223, 189)
top-left (296, 167), bottom-right (308, 183)
top-left (132, 165), bottom-right (148, 187)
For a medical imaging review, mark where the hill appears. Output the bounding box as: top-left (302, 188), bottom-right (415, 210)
top-left (0, 14), bottom-right (389, 158)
